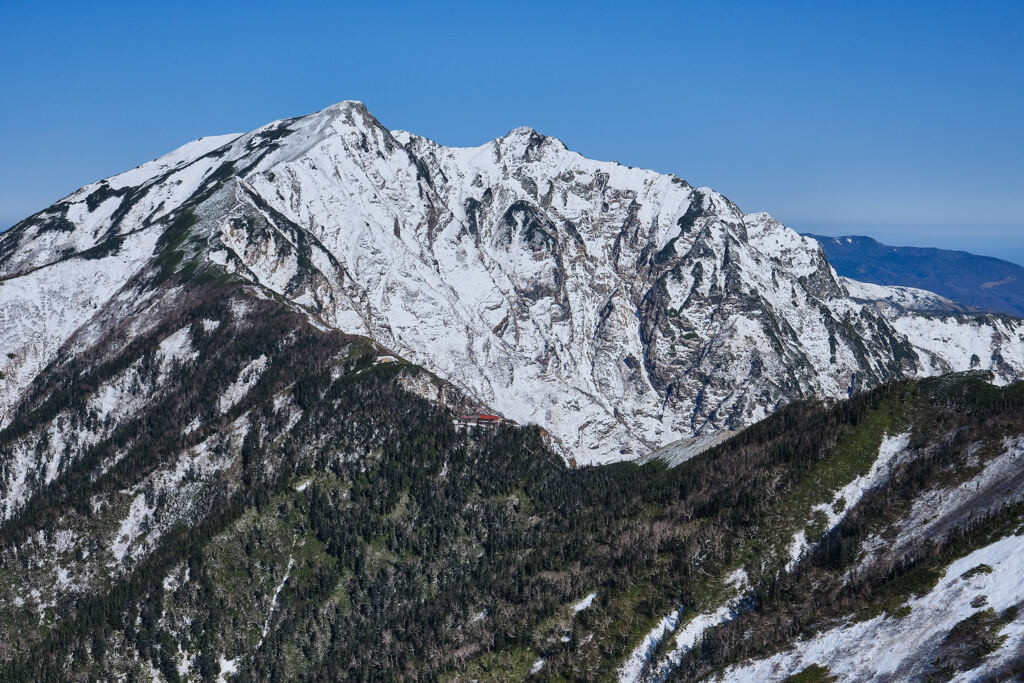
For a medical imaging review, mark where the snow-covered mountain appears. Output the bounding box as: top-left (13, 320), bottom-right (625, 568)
top-left (841, 277), bottom-right (1024, 384)
top-left (1, 100), bottom-right (1020, 465)
top-left (3, 102), bottom-right (1024, 681)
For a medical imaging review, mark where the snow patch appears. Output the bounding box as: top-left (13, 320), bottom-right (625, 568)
top-left (619, 608), bottom-right (682, 682)
top-left (219, 355), bottom-right (268, 413)
top-left (217, 656), bottom-right (239, 682)
top-left (257, 555), bottom-right (294, 648)
top-left (156, 326), bottom-right (198, 370)
top-left (573, 592), bottom-right (598, 612)
top-left (110, 493), bottom-right (155, 564)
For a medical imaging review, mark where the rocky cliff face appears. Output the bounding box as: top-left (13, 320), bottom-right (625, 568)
top-left (0, 101), bottom-right (1015, 464)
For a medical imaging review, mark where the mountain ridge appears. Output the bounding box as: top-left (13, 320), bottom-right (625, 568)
top-left (2, 101), bottom-right (1023, 466)
top-left (807, 233), bottom-right (1024, 318)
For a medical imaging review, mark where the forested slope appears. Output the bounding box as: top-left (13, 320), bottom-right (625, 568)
top-left (2, 274), bottom-right (1022, 683)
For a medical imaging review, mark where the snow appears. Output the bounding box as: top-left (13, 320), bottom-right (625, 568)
top-left (619, 608), bottom-right (682, 682)
top-left (257, 555), bottom-right (294, 648)
top-left (156, 326), bottom-right (198, 370)
top-left (184, 416), bottom-right (203, 434)
top-left (219, 355), bottom-right (268, 413)
top-left (107, 424), bottom-right (241, 568)
top-left (0, 226), bottom-right (160, 426)
top-left (163, 565), bottom-right (188, 593)
top-left (110, 493), bottom-right (154, 563)
top-left (217, 656), bottom-right (239, 682)
top-left (719, 532), bottom-right (1024, 681)
top-left (787, 432), bottom-right (910, 570)
top-left (629, 567), bottom-right (754, 682)
top-left (178, 651), bottom-right (193, 677)
top-left (725, 567), bottom-right (748, 590)
top-left (840, 277), bottom-right (959, 312)
top-left (839, 276), bottom-right (1024, 385)
top-left (55, 566), bottom-right (72, 591)
top-left (893, 312), bottom-right (1024, 385)
top-left (637, 431), bottom-right (738, 467)
top-left (107, 134), bottom-right (241, 190)
top-left (573, 592), bottom-right (598, 612)
top-left (951, 616), bottom-right (1024, 681)
top-left (860, 436), bottom-right (1024, 569)
top-left (660, 605), bottom-right (736, 668)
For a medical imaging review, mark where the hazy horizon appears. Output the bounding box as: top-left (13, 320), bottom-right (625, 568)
top-left (795, 221), bottom-right (1024, 268)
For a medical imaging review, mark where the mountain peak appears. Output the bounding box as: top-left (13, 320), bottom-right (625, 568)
top-left (290, 99), bottom-right (380, 136)
top-left (4, 106), bottom-right (1024, 464)
top-left (318, 99), bottom-right (368, 115)
top-left (491, 125), bottom-right (569, 161)
top-left (505, 124), bottom-right (540, 137)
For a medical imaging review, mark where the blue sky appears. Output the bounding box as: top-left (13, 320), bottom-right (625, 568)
top-left (2, 1), bottom-right (1022, 262)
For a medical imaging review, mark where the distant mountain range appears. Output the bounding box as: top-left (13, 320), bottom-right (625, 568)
top-left (807, 234), bottom-right (1024, 317)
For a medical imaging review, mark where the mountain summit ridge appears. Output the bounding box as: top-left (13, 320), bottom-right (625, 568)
top-left (808, 233), bottom-right (1024, 317)
top-left (2, 101), bottom-right (1023, 463)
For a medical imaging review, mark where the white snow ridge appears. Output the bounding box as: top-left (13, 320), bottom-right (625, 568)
top-left (1, 100), bottom-right (1020, 468)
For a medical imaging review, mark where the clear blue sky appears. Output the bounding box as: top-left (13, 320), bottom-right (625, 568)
top-left (2, 1), bottom-right (1022, 262)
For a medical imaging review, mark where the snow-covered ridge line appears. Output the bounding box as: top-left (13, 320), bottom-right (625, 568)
top-left (840, 277), bottom-right (964, 313)
top-left (1, 100), bottom-right (1021, 464)
top-left (838, 275), bottom-right (1024, 384)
